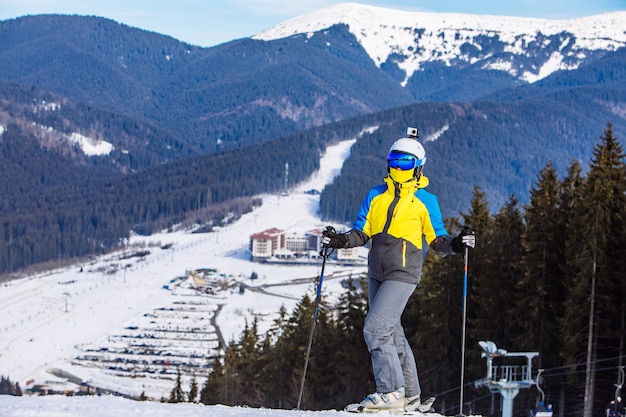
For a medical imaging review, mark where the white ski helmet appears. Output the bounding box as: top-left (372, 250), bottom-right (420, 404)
top-left (387, 138), bottom-right (426, 178)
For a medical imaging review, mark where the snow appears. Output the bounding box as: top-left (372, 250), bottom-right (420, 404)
top-left (0, 393), bottom-right (452, 417)
top-left (28, 98), bottom-right (113, 155)
top-left (423, 125), bottom-right (449, 143)
top-left (253, 3), bottom-right (626, 84)
top-left (68, 132), bottom-right (114, 156)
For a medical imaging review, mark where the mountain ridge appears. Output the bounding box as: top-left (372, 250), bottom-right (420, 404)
top-left (254, 3), bottom-right (626, 84)
top-left (0, 4), bottom-right (625, 275)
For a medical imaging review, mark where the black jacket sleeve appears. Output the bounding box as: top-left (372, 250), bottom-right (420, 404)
top-left (430, 234), bottom-right (461, 255)
top-left (343, 229), bottom-right (369, 248)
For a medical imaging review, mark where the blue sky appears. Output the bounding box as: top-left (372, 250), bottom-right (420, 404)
top-left (1, 0), bottom-right (625, 47)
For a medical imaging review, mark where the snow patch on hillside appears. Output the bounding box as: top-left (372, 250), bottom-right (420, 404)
top-left (423, 125), bottom-right (449, 142)
top-left (68, 132), bottom-right (114, 156)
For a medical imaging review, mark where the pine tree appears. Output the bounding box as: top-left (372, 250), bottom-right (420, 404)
top-left (488, 194), bottom-right (524, 347)
top-left (0, 375), bottom-right (13, 395)
top-left (235, 318), bottom-right (265, 407)
top-left (333, 276), bottom-right (373, 404)
top-left (513, 162), bottom-right (577, 409)
top-left (516, 163), bottom-right (564, 363)
top-left (415, 217), bottom-right (467, 408)
top-left (460, 186), bottom-right (495, 381)
top-left (259, 305), bottom-right (289, 408)
top-left (304, 296), bottom-right (342, 410)
top-left (560, 123), bottom-right (626, 417)
top-left (278, 293), bottom-right (316, 409)
top-left (200, 354), bottom-right (224, 405)
top-left (188, 374), bottom-right (199, 403)
top-left (556, 159), bottom-right (585, 374)
top-left (168, 368), bottom-right (185, 403)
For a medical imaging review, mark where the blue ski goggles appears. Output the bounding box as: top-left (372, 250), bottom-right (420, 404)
top-left (387, 151), bottom-right (424, 171)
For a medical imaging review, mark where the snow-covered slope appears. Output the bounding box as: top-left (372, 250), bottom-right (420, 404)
top-left (254, 2), bottom-right (626, 84)
top-left (0, 394), bottom-right (458, 417)
top-left (0, 138), bottom-right (369, 400)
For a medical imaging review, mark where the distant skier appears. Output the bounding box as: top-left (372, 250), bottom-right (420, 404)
top-left (532, 400), bottom-right (552, 417)
top-left (322, 128), bottom-right (475, 413)
top-left (606, 396), bottom-right (623, 417)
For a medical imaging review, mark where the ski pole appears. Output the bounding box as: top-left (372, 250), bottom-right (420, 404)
top-left (457, 226), bottom-right (471, 417)
top-left (297, 227), bottom-right (333, 410)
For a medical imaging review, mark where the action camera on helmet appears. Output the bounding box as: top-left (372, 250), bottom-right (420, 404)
top-left (406, 127), bottom-right (419, 138)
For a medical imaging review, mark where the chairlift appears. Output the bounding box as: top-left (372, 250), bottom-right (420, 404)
top-left (531, 369), bottom-right (553, 417)
top-left (607, 366), bottom-right (625, 417)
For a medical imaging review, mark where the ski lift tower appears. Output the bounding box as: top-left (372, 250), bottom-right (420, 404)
top-left (283, 162), bottom-right (289, 196)
top-left (475, 341), bottom-right (539, 417)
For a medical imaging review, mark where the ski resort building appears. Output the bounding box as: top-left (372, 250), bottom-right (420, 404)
top-left (249, 228), bottom-right (363, 265)
top-left (249, 227), bottom-right (283, 259)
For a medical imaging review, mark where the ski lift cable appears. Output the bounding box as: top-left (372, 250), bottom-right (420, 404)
top-left (530, 365), bottom-right (626, 379)
top-left (529, 355), bottom-right (626, 376)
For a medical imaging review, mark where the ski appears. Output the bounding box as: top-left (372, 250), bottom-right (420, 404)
top-left (415, 396), bottom-right (436, 413)
top-left (344, 396), bottom-right (436, 414)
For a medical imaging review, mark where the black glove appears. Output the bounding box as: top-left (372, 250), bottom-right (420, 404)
top-left (321, 226), bottom-right (348, 249)
top-left (452, 225), bottom-right (475, 253)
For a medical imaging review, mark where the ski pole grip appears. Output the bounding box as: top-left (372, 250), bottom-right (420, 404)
top-left (320, 226), bottom-right (337, 257)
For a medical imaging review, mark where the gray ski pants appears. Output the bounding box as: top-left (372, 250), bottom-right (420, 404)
top-left (364, 278), bottom-right (421, 397)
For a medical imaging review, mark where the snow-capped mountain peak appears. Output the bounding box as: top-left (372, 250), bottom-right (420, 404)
top-left (254, 2), bottom-right (626, 84)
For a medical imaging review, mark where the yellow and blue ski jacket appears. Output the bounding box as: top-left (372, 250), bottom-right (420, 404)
top-left (344, 174), bottom-right (455, 284)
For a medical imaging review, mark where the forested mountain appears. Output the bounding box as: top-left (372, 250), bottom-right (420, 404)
top-left (1, 8), bottom-right (625, 159)
top-left (0, 82), bottom-right (195, 184)
top-left (0, 14), bottom-right (414, 156)
top-left (0, 5), bottom-right (625, 276)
